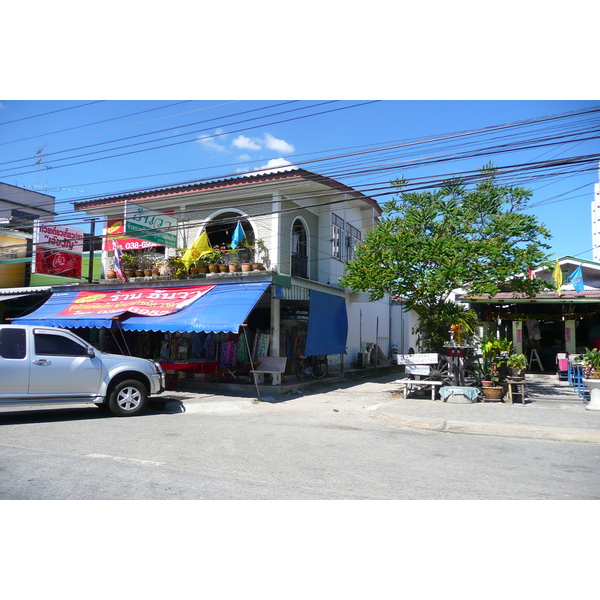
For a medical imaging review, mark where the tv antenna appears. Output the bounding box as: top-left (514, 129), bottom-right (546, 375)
top-left (18, 145), bottom-right (87, 194)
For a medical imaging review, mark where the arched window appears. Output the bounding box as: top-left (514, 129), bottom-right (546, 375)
top-left (204, 212), bottom-right (255, 262)
top-left (291, 219), bottom-right (308, 278)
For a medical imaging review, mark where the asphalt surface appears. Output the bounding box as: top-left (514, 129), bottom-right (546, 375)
top-left (160, 371), bottom-right (600, 444)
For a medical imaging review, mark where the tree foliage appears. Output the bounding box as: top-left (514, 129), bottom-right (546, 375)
top-left (340, 165), bottom-right (553, 351)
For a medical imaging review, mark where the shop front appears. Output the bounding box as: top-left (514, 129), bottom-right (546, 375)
top-left (467, 292), bottom-right (600, 373)
top-left (12, 279), bottom-right (350, 389)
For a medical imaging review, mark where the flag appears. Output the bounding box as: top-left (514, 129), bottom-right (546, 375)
top-left (113, 245), bottom-right (127, 282)
top-left (553, 259), bottom-right (563, 296)
top-left (182, 230), bottom-right (212, 268)
top-left (569, 265), bottom-right (584, 293)
top-left (231, 221), bottom-right (246, 249)
top-left (528, 269), bottom-right (536, 280)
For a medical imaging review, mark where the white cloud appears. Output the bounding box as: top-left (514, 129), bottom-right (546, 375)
top-left (237, 157), bottom-right (296, 176)
top-left (231, 132), bottom-right (295, 154)
top-left (232, 135), bottom-right (261, 151)
top-left (261, 158), bottom-right (293, 169)
top-left (263, 133), bottom-right (294, 154)
top-left (237, 153), bottom-right (252, 162)
top-left (197, 128), bottom-right (227, 152)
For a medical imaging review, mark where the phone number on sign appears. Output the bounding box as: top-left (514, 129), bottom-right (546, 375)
top-left (113, 240), bottom-right (162, 250)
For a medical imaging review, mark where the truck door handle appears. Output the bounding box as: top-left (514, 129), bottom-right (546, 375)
top-left (33, 359), bottom-right (51, 366)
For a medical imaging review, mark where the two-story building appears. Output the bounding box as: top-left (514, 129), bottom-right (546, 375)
top-left (15, 168), bottom-right (411, 385)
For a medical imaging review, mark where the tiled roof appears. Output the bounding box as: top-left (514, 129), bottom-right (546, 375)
top-left (73, 168), bottom-right (382, 214)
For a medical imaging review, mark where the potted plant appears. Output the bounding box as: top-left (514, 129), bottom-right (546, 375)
top-left (194, 259), bottom-right (209, 274)
top-left (228, 249), bottom-right (241, 272)
top-left (203, 249), bottom-right (221, 273)
top-left (167, 253), bottom-right (187, 279)
top-left (120, 252), bottom-right (137, 278)
top-left (480, 335), bottom-right (512, 400)
top-left (582, 348), bottom-right (600, 379)
top-left (140, 253), bottom-right (153, 277)
top-left (252, 238), bottom-right (267, 270)
top-left (507, 353), bottom-right (527, 378)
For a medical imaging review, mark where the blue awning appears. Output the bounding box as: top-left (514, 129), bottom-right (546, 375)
top-left (13, 282), bottom-right (270, 333)
top-left (12, 290), bottom-right (119, 329)
top-left (121, 281), bottom-right (270, 333)
top-left (304, 290), bottom-right (348, 356)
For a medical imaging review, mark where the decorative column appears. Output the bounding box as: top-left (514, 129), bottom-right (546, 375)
top-left (512, 320), bottom-right (523, 354)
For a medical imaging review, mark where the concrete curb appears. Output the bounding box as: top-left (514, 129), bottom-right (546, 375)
top-left (161, 399), bottom-right (256, 414)
top-left (376, 411), bottom-right (600, 443)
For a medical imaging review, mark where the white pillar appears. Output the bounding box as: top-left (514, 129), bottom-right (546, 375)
top-left (565, 320), bottom-right (576, 354)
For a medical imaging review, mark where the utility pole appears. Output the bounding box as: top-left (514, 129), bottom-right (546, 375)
top-left (85, 217), bottom-right (99, 283)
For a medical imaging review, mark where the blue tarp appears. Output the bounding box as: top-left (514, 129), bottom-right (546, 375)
top-left (13, 282), bottom-right (270, 333)
top-left (304, 290), bottom-right (348, 356)
top-left (122, 282), bottom-right (269, 333)
top-left (12, 290), bottom-right (119, 329)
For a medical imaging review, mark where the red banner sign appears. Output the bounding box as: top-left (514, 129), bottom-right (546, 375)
top-left (104, 219), bottom-right (163, 251)
top-left (35, 249), bottom-right (83, 278)
top-left (58, 286), bottom-right (215, 318)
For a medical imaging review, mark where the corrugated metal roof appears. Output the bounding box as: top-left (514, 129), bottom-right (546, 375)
top-left (0, 286), bottom-right (52, 294)
top-left (466, 289), bottom-right (600, 302)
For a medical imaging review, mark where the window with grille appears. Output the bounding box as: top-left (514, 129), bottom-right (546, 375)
top-left (331, 214), bottom-right (344, 261)
top-left (291, 219), bottom-right (308, 278)
top-left (345, 224), bottom-right (361, 262)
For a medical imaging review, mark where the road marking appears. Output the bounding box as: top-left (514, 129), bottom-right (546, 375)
top-left (86, 453), bottom-right (164, 467)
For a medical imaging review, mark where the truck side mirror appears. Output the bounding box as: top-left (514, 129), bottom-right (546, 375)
top-left (87, 347), bottom-right (95, 358)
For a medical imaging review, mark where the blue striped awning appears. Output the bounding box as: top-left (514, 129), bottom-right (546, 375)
top-left (121, 282), bottom-right (270, 333)
top-left (13, 282), bottom-right (270, 333)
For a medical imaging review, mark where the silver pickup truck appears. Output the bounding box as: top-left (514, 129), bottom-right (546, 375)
top-left (0, 324), bottom-right (165, 416)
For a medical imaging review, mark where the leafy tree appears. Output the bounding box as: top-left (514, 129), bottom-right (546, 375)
top-left (340, 165), bottom-right (553, 351)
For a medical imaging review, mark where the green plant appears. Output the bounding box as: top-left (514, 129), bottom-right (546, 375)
top-left (227, 250), bottom-right (241, 264)
top-left (481, 335), bottom-right (512, 383)
top-left (120, 252), bottom-right (138, 271)
top-left (507, 353), bottom-right (527, 370)
top-left (255, 238), bottom-right (267, 263)
top-left (582, 347), bottom-right (600, 372)
top-left (205, 248), bottom-right (225, 264)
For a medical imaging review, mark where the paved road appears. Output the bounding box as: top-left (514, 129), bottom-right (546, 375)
top-left (1, 381), bottom-right (599, 499)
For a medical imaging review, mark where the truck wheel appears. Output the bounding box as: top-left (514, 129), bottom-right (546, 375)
top-left (108, 379), bottom-right (148, 417)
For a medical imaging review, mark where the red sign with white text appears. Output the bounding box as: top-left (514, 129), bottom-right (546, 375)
top-left (104, 219), bottom-right (163, 251)
top-left (35, 249), bottom-right (83, 278)
top-left (58, 286), bottom-right (215, 318)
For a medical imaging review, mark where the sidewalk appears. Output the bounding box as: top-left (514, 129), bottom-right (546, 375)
top-left (163, 371), bottom-right (600, 444)
top-left (375, 374), bottom-right (600, 443)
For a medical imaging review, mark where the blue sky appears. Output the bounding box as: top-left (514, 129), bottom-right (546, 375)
top-left (1, 99), bottom-right (598, 262)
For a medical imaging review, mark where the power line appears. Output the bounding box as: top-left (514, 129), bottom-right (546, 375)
top-left (0, 101), bottom-right (104, 126)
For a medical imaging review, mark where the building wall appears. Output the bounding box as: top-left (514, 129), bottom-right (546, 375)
top-left (346, 293), bottom-right (392, 365)
top-left (279, 199), bottom-right (319, 279)
top-left (0, 233), bottom-right (28, 287)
